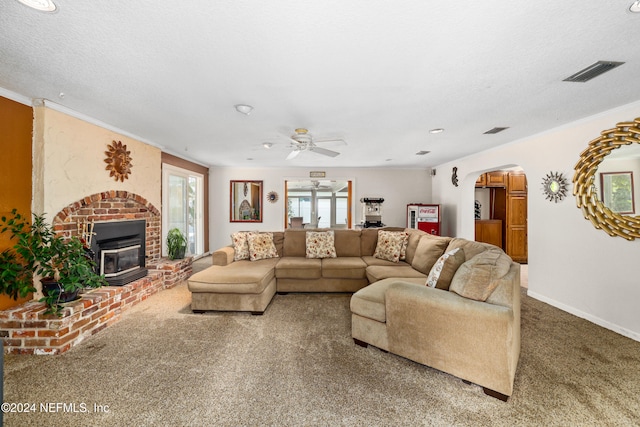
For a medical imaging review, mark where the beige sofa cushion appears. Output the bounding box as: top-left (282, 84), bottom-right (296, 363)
top-left (445, 237), bottom-right (490, 261)
top-left (404, 229), bottom-right (428, 264)
top-left (360, 228), bottom-right (379, 256)
top-left (366, 265), bottom-right (426, 283)
top-left (334, 229), bottom-right (362, 257)
top-left (449, 249), bottom-right (512, 301)
top-left (426, 247), bottom-right (466, 290)
top-left (361, 256), bottom-right (410, 267)
top-left (410, 234), bottom-right (451, 274)
top-left (322, 257), bottom-right (367, 279)
top-left (282, 230), bottom-right (307, 257)
top-left (188, 258), bottom-right (278, 293)
top-left (351, 277), bottom-right (426, 322)
top-left (275, 257), bottom-right (322, 279)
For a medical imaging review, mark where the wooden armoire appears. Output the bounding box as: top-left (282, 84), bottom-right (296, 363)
top-left (475, 170), bottom-right (528, 263)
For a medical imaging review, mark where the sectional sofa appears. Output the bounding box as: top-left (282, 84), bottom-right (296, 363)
top-left (187, 227), bottom-right (521, 400)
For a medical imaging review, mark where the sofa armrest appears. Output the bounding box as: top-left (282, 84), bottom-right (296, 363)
top-left (212, 246), bottom-right (235, 266)
top-left (385, 282), bottom-right (518, 396)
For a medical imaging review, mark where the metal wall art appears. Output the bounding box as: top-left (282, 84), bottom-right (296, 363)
top-left (267, 191), bottom-right (279, 203)
top-left (451, 167), bottom-right (459, 187)
top-left (541, 171), bottom-right (569, 203)
top-left (104, 140), bottom-right (132, 182)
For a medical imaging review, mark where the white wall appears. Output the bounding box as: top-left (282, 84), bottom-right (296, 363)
top-left (432, 100), bottom-right (640, 342)
top-left (209, 167), bottom-right (431, 250)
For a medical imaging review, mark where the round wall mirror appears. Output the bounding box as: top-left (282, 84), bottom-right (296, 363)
top-left (573, 117), bottom-right (640, 240)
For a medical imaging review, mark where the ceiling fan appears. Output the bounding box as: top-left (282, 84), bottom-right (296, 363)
top-left (284, 128), bottom-right (345, 160)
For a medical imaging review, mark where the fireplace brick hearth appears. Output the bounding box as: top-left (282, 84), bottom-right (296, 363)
top-left (0, 190), bottom-right (194, 355)
top-left (0, 258), bottom-right (192, 355)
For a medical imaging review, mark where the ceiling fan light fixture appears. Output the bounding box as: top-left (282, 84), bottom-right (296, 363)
top-left (17, 0), bottom-right (57, 12)
top-left (630, 1), bottom-right (640, 12)
top-left (234, 104), bottom-right (253, 115)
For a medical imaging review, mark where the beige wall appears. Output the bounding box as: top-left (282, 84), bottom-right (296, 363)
top-left (36, 106), bottom-right (162, 217)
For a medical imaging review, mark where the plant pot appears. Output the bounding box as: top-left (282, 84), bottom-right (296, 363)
top-left (41, 279), bottom-right (80, 304)
top-left (171, 246), bottom-right (186, 260)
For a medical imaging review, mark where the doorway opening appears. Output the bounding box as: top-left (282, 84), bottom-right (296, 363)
top-left (474, 168), bottom-right (528, 264)
top-left (284, 179), bottom-right (353, 229)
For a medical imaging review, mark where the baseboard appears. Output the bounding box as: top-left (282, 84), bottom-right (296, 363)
top-left (528, 291), bottom-right (640, 343)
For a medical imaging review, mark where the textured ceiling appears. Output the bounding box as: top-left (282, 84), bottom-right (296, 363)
top-left (1, 1), bottom-right (640, 168)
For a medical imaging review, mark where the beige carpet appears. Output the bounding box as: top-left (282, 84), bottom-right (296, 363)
top-left (3, 264), bottom-right (640, 426)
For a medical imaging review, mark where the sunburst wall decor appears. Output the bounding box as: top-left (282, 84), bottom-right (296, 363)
top-left (541, 171), bottom-right (569, 203)
top-left (104, 140), bottom-right (133, 182)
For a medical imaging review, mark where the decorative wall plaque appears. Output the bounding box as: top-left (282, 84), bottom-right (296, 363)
top-left (104, 140), bottom-right (132, 182)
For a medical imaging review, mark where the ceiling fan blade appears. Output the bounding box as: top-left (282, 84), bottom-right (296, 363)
top-left (286, 149), bottom-right (301, 160)
top-left (309, 146), bottom-right (340, 157)
top-left (314, 138), bottom-right (347, 146)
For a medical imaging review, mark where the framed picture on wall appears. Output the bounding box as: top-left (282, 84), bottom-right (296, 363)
top-left (600, 171), bottom-right (635, 214)
top-left (230, 180), bottom-right (263, 222)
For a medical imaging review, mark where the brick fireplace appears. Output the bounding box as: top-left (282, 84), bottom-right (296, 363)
top-left (52, 190), bottom-right (161, 263)
top-left (0, 190), bottom-right (193, 355)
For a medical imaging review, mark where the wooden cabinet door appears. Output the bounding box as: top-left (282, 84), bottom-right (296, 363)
top-left (476, 173), bottom-right (487, 187)
top-left (508, 172), bottom-right (527, 193)
top-left (486, 171), bottom-right (506, 187)
top-left (475, 220), bottom-right (503, 248)
top-left (506, 194), bottom-right (527, 262)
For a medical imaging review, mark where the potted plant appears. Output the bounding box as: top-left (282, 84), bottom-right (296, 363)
top-left (0, 209), bottom-right (106, 315)
top-left (166, 228), bottom-right (187, 260)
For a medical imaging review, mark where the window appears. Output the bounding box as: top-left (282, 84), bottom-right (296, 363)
top-left (162, 164), bottom-right (204, 257)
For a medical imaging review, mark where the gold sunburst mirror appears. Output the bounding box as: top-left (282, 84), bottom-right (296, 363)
top-left (573, 117), bottom-right (640, 240)
top-left (104, 140), bottom-right (132, 182)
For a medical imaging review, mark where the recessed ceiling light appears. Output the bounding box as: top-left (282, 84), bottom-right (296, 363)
top-left (429, 128), bottom-right (444, 134)
top-left (234, 104), bottom-right (253, 115)
top-left (630, 1), bottom-right (640, 13)
top-left (415, 151), bottom-right (431, 156)
top-left (262, 142), bottom-right (273, 149)
top-left (17, 0), bottom-right (57, 12)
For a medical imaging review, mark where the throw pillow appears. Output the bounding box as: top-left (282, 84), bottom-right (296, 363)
top-left (373, 230), bottom-right (406, 263)
top-left (305, 230), bottom-right (337, 259)
top-left (449, 248), bottom-right (512, 301)
top-left (398, 231), bottom-right (410, 260)
top-left (230, 231), bottom-right (256, 261)
top-left (410, 234), bottom-right (451, 274)
top-left (247, 232), bottom-right (279, 261)
top-left (425, 248), bottom-right (465, 290)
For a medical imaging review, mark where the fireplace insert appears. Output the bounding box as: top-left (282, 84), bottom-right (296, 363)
top-left (90, 220), bottom-right (147, 286)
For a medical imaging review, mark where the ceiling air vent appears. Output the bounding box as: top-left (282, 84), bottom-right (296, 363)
top-left (563, 61), bottom-right (624, 83)
top-left (483, 127), bottom-right (509, 135)
top-left (415, 150), bottom-right (430, 156)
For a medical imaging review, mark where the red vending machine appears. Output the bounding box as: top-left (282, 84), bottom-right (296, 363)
top-left (407, 204), bottom-right (441, 235)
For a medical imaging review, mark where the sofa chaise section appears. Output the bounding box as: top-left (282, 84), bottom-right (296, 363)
top-left (188, 258), bottom-right (278, 314)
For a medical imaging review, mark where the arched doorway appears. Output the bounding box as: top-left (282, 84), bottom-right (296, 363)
top-left (474, 168), bottom-right (528, 264)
